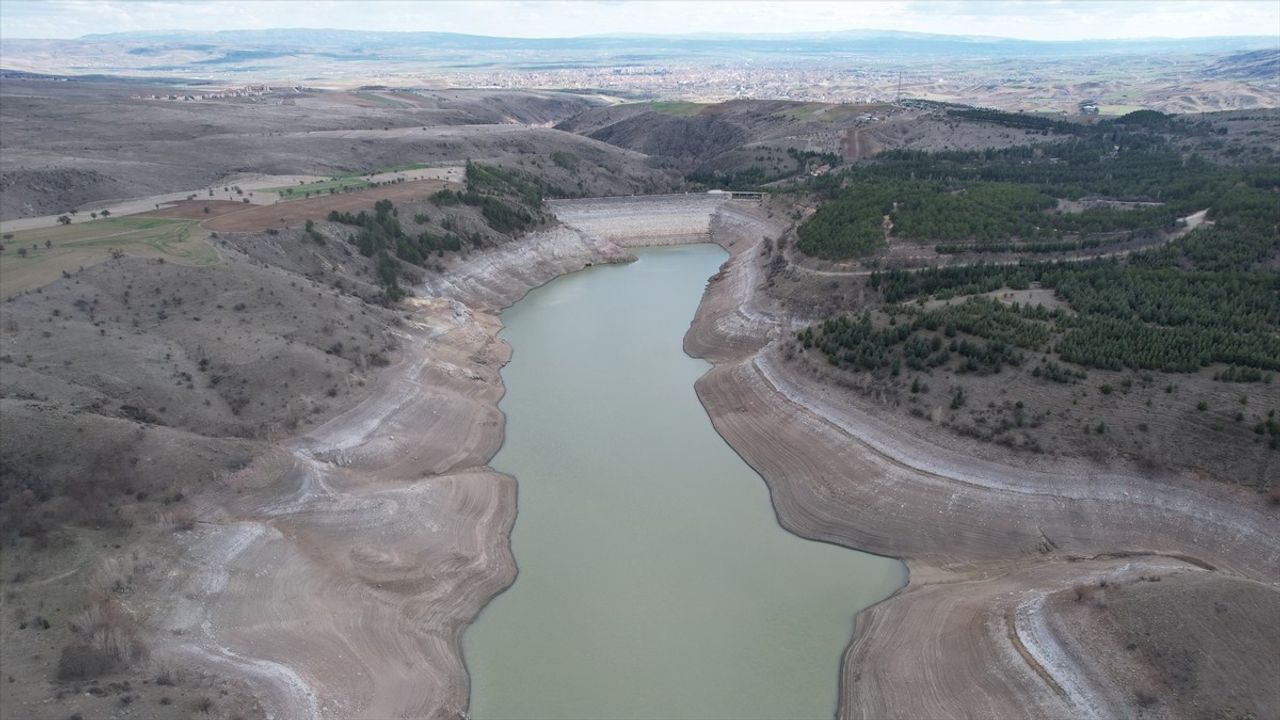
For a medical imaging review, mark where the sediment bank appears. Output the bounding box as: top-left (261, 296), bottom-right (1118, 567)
top-left (681, 199), bottom-right (1280, 719)
top-left (157, 224), bottom-right (634, 718)
top-left (162, 194), bottom-right (1280, 719)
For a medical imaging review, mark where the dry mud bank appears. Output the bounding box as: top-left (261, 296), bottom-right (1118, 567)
top-left (676, 201), bottom-right (1280, 719)
top-left (160, 194), bottom-right (1278, 718)
top-left (157, 226), bottom-right (630, 719)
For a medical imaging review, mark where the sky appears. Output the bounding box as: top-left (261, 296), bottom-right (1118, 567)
top-left (1, 0), bottom-right (1277, 41)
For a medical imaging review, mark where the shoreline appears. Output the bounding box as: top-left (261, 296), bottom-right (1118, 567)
top-left (156, 224), bottom-right (634, 718)
top-left (158, 195), bottom-right (1279, 718)
top-left (680, 201), bottom-right (1280, 718)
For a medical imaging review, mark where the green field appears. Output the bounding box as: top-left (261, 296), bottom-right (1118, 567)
top-left (266, 163), bottom-right (438, 199)
top-left (268, 177), bottom-right (372, 197)
top-left (773, 102), bottom-right (881, 122)
top-left (380, 162), bottom-right (435, 173)
top-left (0, 217), bottom-right (216, 297)
top-left (618, 101), bottom-right (707, 117)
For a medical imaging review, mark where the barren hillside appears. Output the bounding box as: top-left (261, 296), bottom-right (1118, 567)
top-left (0, 79), bottom-right (671, 220)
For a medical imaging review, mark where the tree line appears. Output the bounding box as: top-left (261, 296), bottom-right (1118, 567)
top-left (801, 126), bottom-right (1280, 378)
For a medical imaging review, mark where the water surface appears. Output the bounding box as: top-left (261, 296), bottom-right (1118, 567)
top-left (465, 244), bottom-right (905, 720)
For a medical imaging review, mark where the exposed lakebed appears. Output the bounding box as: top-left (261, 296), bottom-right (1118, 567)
top-left (465, 244), bottom-right (905, 719)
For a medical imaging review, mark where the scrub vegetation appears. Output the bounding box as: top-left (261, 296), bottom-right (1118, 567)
top-left (799, 109), bottom-right (1280, 380)
top-left (796, 110), bottom-right (1276, 259)
top-left (328, 162), bottom-right (548, 300)
top-left (790, 108), bottom-right (1280, 466)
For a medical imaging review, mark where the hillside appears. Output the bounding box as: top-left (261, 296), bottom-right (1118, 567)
top-left (758, 109), bottom-right (1280, 487)
top-left (0, 79), bottom-right (671, 220)
top-left (1, 70), bottom-right (1278, 718)
top-left (1201, 48), bottom-right (1280, 80)
top-left (558, 99), bottom-right (1073, 188)
top-left (0, 121), bottom-right (666, 715)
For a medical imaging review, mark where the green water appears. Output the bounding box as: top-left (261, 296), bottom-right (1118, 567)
top-left (464, 244), bottom-right (905, 720)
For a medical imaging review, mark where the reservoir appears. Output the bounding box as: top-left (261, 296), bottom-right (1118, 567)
top-left (464, 244), bottom-right (906, 719)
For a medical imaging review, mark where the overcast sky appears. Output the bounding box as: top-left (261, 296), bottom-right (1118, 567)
top-left (1, 0), bottom-right (1277, 41)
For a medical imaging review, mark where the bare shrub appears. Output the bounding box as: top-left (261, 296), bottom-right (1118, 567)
top-left (156, 509), bottom-right (196, 533)
top-left (57, 644), bottom-right (120, 680)
top-left (59, 592), bottom-right (146, 679)
top-left (1072, 584), bottom-right (1095, 603)
top-left (86, 557), bottom-right (131, 596)
top-left (85, 558), bottom-right (129, 591)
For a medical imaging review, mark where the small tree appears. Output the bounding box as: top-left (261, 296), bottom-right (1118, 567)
top-left (100, 209), bottom-right (111, 217)
top-left (57, 215), bottom-right (71, 225)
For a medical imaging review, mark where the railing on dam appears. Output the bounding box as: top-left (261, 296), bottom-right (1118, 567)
top-left (546, 191), bottom-right (766, 205)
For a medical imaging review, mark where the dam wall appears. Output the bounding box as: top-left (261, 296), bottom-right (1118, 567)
top-left (549, 194), bottom-right (732, 247)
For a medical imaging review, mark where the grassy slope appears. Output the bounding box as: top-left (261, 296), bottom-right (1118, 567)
top-left (1, 217), bottom-right (216, 298)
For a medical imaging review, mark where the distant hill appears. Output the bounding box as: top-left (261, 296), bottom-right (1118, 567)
top-left (2, 27), bottom-right (1274, 115)
top-left (1201, 49), bottom-right (1280, 81)
top-left (67, 27), bottom-right (1279, 58)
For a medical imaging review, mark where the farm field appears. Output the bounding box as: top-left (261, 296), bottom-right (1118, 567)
top-left (621, 100), bottom-right (708, 116)
top-left (0, 216), bottom-right (216, 298)
top-left (264, 164), bottom-right (456, 200)
top-left (267, 177), bottom-right (374, 197)
top-left (202, 177), bottom-right (453, 232)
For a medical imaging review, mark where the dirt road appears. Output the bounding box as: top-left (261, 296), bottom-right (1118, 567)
top-left (0, 167), bottom-right (463, 234)
top-left (202, 179), bottom-right (452, 232)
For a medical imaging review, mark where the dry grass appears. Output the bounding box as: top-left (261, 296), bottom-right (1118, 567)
top-left (56, 557), bottom-right (148, 679)
top-left (0, 216), bottom-right (216, 298)
top-left (59, 589), bottom-right (145, 679)
top-left (156, 509), bottom-right (197, 533)
top-left (201, 178), bottom-right (451, 232)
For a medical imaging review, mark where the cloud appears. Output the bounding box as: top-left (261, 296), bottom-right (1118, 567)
top-left (0, 0), bottom-right (1276, 40)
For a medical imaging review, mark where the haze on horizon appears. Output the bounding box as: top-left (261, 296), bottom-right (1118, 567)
top-left (1, 0), bottom-right (1277, 42)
